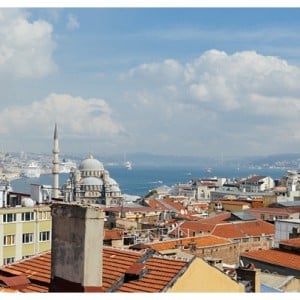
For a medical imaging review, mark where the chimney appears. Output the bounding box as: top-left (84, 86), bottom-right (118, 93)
top-left (236, 264), bottom-right (261, 293)
top-left (50, 203), bottom-right (105, 292)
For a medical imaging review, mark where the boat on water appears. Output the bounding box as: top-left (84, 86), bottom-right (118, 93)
top-left (205, 167), bottom-right (212, 173)
top-left (22, 161), bottom-right (41, 178)
top-left (59, 159), bottom-right (77, 174)
top-left (124, 161), bottom-right (132, 170)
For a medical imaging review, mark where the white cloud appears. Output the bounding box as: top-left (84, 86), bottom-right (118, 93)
top-left (66, 14), bottom-right (80, 30)
top-left (0, 8), bottom-right (56, 78)
top-left (0, 93), bottom-right (124, 140)
top-left (124, 59), bottom-right (183, 83)
top-left (119, 49), bottom-right (300, 155)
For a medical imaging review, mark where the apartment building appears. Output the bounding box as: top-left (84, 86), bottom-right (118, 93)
top-left (0, 204), bottom-right (52, 266)
top-left (0, 184), bottom-right (53, 267)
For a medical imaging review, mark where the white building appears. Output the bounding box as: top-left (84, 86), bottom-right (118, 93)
top-left (274, 219), bottom-right (300, 247)
top-left (240, 175), bottom-right (275, 193)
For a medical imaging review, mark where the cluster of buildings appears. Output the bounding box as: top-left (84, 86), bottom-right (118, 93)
top-left (0, 124), bottom-right (299, 293)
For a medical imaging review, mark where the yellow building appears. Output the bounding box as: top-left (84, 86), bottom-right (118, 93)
top-left (0, 204), bottom-right (52, 266)
top-left (167, 256), bottom-right (245, 292)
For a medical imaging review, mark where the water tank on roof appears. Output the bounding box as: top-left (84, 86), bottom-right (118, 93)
top-left (22, 197), bottom-right (35, 207)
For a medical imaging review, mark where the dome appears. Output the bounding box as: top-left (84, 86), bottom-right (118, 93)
top-left (108, 177), bottom-right (118, 185)
top-left (80, 177), bottom-right (103, 186)
top-left (22, 197), bottom-right (35, 207)
top-left (79, 154), bottom-right (104, 171)
top-left (111, 185), bottom-right (120, 192)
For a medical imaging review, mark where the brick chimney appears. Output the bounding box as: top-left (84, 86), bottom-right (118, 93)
top-left (49, 203), bottom-right (105, 292)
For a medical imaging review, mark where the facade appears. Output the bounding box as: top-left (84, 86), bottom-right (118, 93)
top-left (274, 219), bottom-right (300, 247)
top-left (0, 177), bottom-right (53, 267)
top-left (149, 235), bottom-right (240, 266)
top-left (0, 204), bottom-right (52, 267)
top-left (249, 207), bottom-right (300, 224)
top-left (240, 176), bottom-right (275, 193)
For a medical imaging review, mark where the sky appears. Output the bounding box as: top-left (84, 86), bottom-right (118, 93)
top-left (1, 2), bottom-right (300, 158)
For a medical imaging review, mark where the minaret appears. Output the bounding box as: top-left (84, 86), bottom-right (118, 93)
top-left (52, 123), bottom-right (60, 198)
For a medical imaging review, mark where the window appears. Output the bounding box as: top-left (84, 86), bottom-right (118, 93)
top-left (21, 212), bottom-right (34, 221)
top-left (3, 257), bottom-right (15, 265)
top-left (3, 213), bottom-right (16, 223)
top-left (39, 231), bottom-right (50, 242)
top-left (22, 255), bottom-right (32, 260)
top-left (38, 211), bottom-right (50, 220)
top-left (3, 235), bottom-right (15, 246)
top-left (22, 233), bottom-right (34, 244)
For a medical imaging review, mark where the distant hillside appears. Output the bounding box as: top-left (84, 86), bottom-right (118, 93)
top-left (9, 151), bottom-right (300, 170)
top-left (90, 152), bottom-right (300, 169)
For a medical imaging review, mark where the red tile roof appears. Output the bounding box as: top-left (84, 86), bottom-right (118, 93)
top-left (103, 206), bottom-right (162, 213)
top-left (279, 238), bottom-right (300, 249)
top-left (241, 176), bottom-right (265, 183)
top-left (211, 220), bottom-right (274, 239)
top-left (249, 207), bottom-right (300, 215)
top-left (202, 212), bottom-right (231, 223)
top-left (164, 198), bottom-right (186, 212)
top-left (241, 249), bottom-right (300, 270)
top-left (169, 221), bottom-right (216, 237)
top-left (0, 287), bottom-right (19, 293)
top-left (146, 199), bottom-right (169, 210)
top-left (0, 275), bottom-right (29, 288)
top-left (0, 247), bottom-right (190, 293)
top-left (218, 200), bottom-right (251, 206)
top-left (104, 229), bottom-right (123, 240)
top-left (149, 235), bottom-right (232, 252)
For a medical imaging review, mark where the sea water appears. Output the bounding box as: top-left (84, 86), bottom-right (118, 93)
top-left (11, 165), bottom-right (288, 198)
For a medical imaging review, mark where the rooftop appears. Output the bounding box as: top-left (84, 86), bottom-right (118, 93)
top-left (241, 249), bottom-right (300, 271)
top-left (149, 235), bottom-right (232, 252)
top-left (0, 247), bottom-right (192, 293)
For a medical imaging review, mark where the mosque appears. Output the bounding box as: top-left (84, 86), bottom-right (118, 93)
top-left (52, 124), bottom-right (122, 206)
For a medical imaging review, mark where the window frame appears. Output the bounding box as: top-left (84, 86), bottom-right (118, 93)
top-left (3, 213), bottom-right (16, 223)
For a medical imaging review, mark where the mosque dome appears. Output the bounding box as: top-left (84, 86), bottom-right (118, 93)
top-left (111, 185), bottom-right (121, 192)
top-left (108, 178), bottom-right (118, 185)
top-left (79, 154), bottom-right (104, 171)
top-left (80, 177), bottom-right (103, 186)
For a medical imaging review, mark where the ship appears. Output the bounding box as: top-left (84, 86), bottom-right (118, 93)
top-left (22, 161), bottom-right (41, 178)
top-left (59, 159), bottom-right (77, 174)
top-left (124, 161), bottom-right (132, 170)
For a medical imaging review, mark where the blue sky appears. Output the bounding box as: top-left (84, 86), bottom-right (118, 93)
top-left (1, 6), bottom-right (300, 158)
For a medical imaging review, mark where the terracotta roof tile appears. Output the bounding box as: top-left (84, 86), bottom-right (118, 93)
top-left (241, 176), bottom-right (265, 183)
top-left (169, 221), bottom-right (216, 237)
top-left (249, 207), bottom-right (297, 215)
top-left (241, 249), bottom-right (300, 270)
top-left (0, 247), bottom-right (190, 293)
top-left (202, 212), bottom-right (231, 223)
top-left (104, 229), bottom-right (123, 240)
top-left (279, 238), bottom-right (300, 249)
top-left (103, 206), bottom-right (162, 213)
top-left (0, 247), bottom-right (191, 293)
top-left (164, 198), bottom-right (186, 211)
top-left (146, 199), bottom-right (169, 210)
top-left (0, 287), bottom-right (18, 293)
top-left (219, 200), bottom-right (251, 206)
top-left (211, 220), bottom-right (274, 239)
top-left (149, 235), bottom-right (232, 251)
